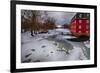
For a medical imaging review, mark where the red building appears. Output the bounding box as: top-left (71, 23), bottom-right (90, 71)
top-left (70, 13), bottom-right (90, 37)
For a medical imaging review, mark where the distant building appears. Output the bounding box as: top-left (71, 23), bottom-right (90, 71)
top-left (70, 13), bottom-right (90, 37)
top-left (62, 24), bottom-right (70, 29)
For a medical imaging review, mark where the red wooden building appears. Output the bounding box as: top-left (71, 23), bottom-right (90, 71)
top-left (70, 13), bottom-right (90, 37)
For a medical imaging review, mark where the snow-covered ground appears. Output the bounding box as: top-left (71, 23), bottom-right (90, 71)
top-left (21, 28), bottom-right (90, 63)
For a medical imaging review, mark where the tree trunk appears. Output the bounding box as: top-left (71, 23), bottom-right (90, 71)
top-left (31, 30), bottom-right (34, 36)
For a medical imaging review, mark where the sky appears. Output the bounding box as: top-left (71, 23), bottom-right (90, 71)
top-left (46, 11), bottom-right (76, 25)
top-left (22, 10), bottom-right (76, 25)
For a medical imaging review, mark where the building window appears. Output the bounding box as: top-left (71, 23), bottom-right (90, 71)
top-left (71, 25), bottom-right (76, 31)
top-left (79, 20), bottom-right (82, 23)
top-left (86, 25), bottom-right (89, 29)
top-left (86, 20), bottom-right (89, 23)
top-left (78, 31), bottom-right (81, 33)
top-left (74, 20), bottom-right (76, 24)
top-left (79, 14), bottom-right (82, 18)
top-left (79, 25), bottom-right (81, 29)
top-left (86, 30), bottom-right (89, 33)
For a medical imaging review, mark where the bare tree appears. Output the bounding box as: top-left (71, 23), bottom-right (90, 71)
top-left (21, 10), bottom-right (56, 36)
top-left (45, 17), bottom-right (56, 30)
top-left (21, 10), bottom-right (42, 36)
top-left (21, 10), bottom-right (32, 32)
top-left (30, 10), bottom-right (41, 36)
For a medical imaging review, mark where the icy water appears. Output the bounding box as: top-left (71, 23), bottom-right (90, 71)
top-left (46, 35), bottom-right (73, 54)
top-left (46, 35), bottom-right (90, 60)
top-left (21, 29), bottom-right (90, 63)
top-left (66, 41), bottom-right (90, 59)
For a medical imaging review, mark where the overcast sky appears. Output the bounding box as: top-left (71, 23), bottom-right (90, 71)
top-left (46, 11), bottom-right (76, 25)
top-left (22, 10), bottom-right (76, 25)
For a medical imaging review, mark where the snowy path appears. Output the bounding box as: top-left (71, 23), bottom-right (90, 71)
top-left (21, 29), bottom-right (89, 63)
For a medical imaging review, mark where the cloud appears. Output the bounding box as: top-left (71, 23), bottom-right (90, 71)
top-left (47, 11), bottom-right (76, 25)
